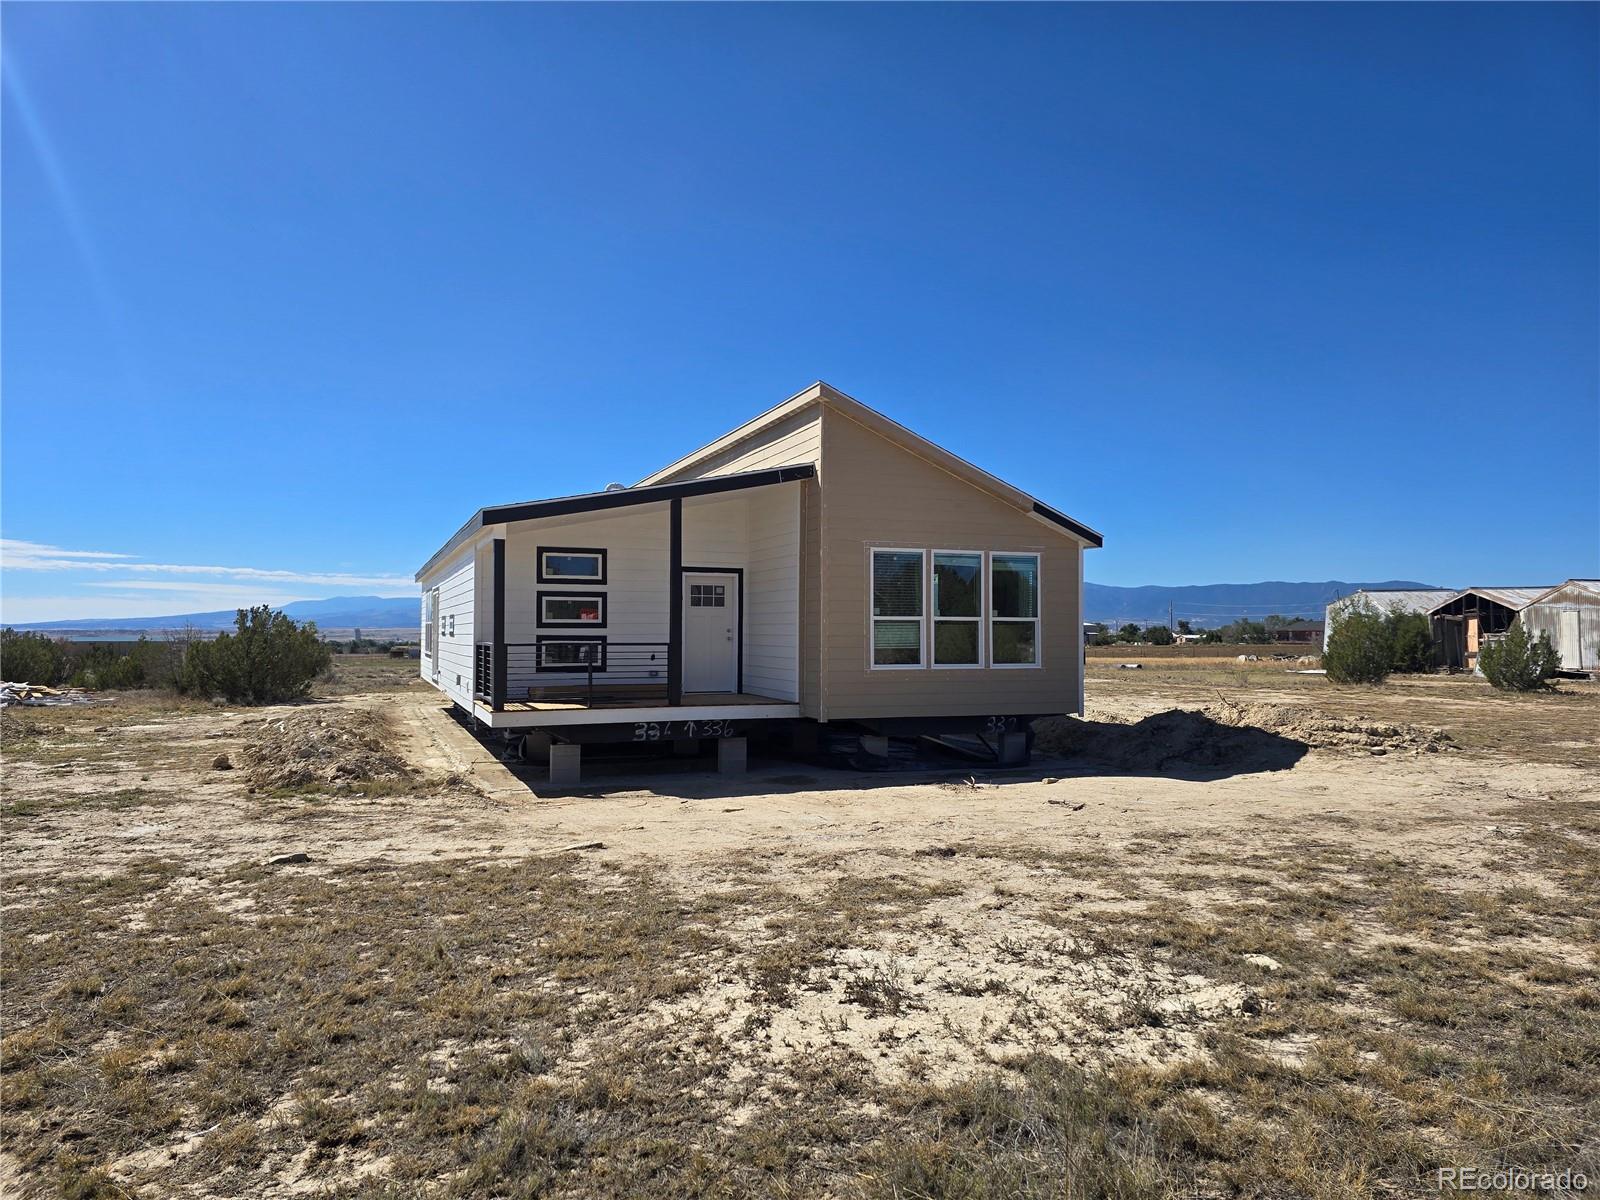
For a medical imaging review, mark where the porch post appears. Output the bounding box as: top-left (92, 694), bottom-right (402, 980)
top-left (491, 537), bottom-right (507, 712)
top-left (667, 497), bottom-right (683, 705)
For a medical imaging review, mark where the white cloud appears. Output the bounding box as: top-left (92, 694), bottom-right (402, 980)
top-left (0, 538), bottom-right (413, 591)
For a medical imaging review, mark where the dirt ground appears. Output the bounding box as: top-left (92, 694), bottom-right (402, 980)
top-left (2, 655), bottom-right (1596, 1199)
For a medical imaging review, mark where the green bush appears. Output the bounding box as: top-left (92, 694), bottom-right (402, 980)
top-left (1, 630), bottom-right (70, 686)
top-left (1479, 620), bottom-right (1560, 692)
top-left (1386, 611), bottom-right (1435, 674)
top-left (1143, 625), bottom-right (1175, 646)
top-left (180, 606), bottom-right (331, 704)
top-left (1323, 600), bottom-right (1391, 684)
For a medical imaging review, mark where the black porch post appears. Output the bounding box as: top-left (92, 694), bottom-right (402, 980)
top-left (491, 538), bottom-right (507, 712)
top-left (667, 497), bottom-right (683, 705)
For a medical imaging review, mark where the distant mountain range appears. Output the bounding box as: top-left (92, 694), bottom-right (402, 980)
top-left (11, 596), bottom-right (421, 637)
top-left (1083, 580), bottom-right (1441, 627)
top-left (10, 582), bottom-right (1443, 639)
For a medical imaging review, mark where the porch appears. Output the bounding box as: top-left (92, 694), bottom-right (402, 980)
top-left (461, 466), bottom-right (807, 728)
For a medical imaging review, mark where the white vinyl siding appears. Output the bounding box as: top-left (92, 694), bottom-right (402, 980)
top-left (430, 551), bottom-right (476, 708)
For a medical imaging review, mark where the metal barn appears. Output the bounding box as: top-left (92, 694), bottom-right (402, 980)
top-left (1520, 580), bottom-right (1600, 675)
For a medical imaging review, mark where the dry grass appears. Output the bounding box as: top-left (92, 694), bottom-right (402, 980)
top-left (2, 661), bottom-right (1597, 1197)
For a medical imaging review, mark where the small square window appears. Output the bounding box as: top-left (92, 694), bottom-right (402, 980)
top-left (447, 614), bottom-right (455, 637)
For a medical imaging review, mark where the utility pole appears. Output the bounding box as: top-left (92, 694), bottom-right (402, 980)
top-left (1168, 601), bottom-right (1174, 632)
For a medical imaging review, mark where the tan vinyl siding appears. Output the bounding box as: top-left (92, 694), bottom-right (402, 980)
top-left (653, 406), bottom-right (822, 482)
top-left (818, 407), bottom-right (1081, 719)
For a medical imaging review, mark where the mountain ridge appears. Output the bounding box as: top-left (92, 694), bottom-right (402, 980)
top-left (9, 581), bottom-right (1446, 636)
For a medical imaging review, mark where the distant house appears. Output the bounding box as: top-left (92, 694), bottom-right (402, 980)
top-left (1269, 620), bottom-right (1324, 645)
top-left (1517, 580), bottom-right (1600, 676)
top-left (1426, 587), bottom-right (1553, 672)
top-left (1323, 589), bottom-right (1457, 654)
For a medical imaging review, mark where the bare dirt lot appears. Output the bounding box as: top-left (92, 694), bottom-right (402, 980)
top-left (3, 655), bottom-right (1597, 1198)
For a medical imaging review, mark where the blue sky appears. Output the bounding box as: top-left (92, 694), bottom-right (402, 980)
top-left (3, 3), bottom-right (1596, 623)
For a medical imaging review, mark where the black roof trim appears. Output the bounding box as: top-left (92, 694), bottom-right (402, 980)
top-left (1032, 502), bottom-right (1104, 547)
top-left (416, 465), bottom-right (815, 580)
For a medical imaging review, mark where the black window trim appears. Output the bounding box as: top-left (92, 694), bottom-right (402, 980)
top-left (536, 590), bottom-right (608, 629)
top-left (535, 634), bottom-right (607, 673)
top-left (536, 545), bottom-right (608, 585)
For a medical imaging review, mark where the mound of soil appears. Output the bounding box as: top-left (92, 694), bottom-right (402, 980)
top-left (1034, 710), bottom-right (1306, 773)
top-left (1034, 701), bottom-right (1451, 773)
top-left (1208, 698), bottom-right (1453, 755)
top-left (238, 709), bottom-right (414, 791)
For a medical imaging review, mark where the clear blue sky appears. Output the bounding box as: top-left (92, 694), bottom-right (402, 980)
top-left (3, 3), bottom-right (1595, 622)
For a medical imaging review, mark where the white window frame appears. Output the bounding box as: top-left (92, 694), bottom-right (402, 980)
top-left (990, 551), bottom-right (1042, 669)
top-left (930, 549), bottom-right (985, 670)
top-left (868, 547), bottom-right (927, 670)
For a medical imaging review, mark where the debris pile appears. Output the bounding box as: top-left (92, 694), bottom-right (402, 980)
top-left (1208, 698), bottom-right (1453, 754)
top-left (1, 682), bottom-right (99, 708)
top-left (237, 709), bottom-right (414, 791)
top-left (1034, 700), bottom-right (1452, 772)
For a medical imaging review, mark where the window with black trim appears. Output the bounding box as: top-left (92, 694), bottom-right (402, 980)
top-left (536, 636), bottom-right (606, 672)
top-left (537, 547), bottom-right (606, 584)
top-left (537, 591), bottom-right (606, 627)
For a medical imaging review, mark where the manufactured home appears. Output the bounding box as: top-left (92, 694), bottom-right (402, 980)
top-left (415, 382), bottom-right (1102, 783)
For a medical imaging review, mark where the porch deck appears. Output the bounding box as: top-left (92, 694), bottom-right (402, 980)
top-left (483, 687), bottom-right (789, 714)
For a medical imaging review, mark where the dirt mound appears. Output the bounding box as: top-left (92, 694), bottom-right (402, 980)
top-left (1034, 710), bottom-right (1306, 773)
top-left (1034, 700), bottom-right (1451, 773)
top-left (1208, 698), bottom-right (1453, 755)
top-left (238, 709), bottom-right (415, 791)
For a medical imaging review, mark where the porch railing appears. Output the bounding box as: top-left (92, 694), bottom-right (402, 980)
top-left (474, 642), bottom-right (671, 709)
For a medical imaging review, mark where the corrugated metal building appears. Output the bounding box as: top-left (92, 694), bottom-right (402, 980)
top-left (1427, 586), bottom-right (1553, 672)
top-left (1323, 589), bottom-right (1457, 653)
top-left (1520, 580), bottom-right (1600, 675)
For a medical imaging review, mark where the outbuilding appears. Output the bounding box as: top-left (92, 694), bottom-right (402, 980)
top-left (1323, 589), bottom-right (1457, 656)
top-left (1519, 580), bottom-right (1600, 675)
top-left (1426, 587), bottom-right (1553, 672)
top-left (414, 382), bottom-right (1102, 783)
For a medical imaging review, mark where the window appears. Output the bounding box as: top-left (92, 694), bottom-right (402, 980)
top-left (991, 553), bottom-right (1040, 666)
top-left (689, 583), bottom-right (726, 607)
top-left (537, 547), bottom-right (606, 584)
top-left (537, 591), bottom-right (606, 627)
top-left (871, 549), bottom-right (923, 667)
top-left (424, 588), bottom-right (439, 661)
top-left (447, 614), bottom-right (455, 638)
top-left (536, 636), bottom-right (605, 672)
top-left (933, 552), bottom-right (982, 666)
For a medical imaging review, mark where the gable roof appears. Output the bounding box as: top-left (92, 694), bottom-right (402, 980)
top-left (1329, 589), bottom-right (1458, 617)
top-left (1527, 579), bottom-right (1600, 605)
top-left (637, 381), bottom-right (1103, 548)
top-left (1426, 586), bottom-right (1554, 615)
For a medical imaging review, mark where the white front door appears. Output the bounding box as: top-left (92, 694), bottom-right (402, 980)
top-left (682, 572), bottom-right (738, 693)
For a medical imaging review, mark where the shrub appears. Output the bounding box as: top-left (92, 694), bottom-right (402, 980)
top-left (180, 606), bottom-right (331, 704)
top-left (1, 630), bottom-right (70, 686)
top-left (1323, 599), bottom-right (1391, 684)
top-left (1143, 625), bottom-right (1175, 646)
top-left (1386, 611), bottom-right (1435, 674)
top-left (1479, 620), bottom-right (1560, 692)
